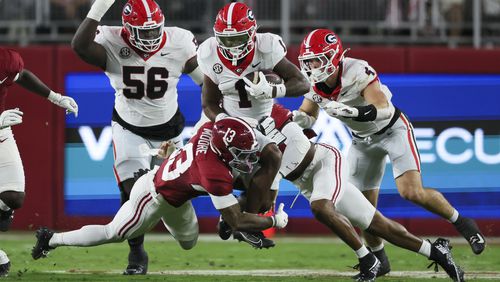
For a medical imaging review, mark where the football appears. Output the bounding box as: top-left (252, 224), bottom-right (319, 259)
top-left (244, 70), bottom-right (283, 85)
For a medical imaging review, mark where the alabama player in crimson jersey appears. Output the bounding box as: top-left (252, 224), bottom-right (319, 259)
top-left (71, 0), bottom-right (204, 274)
top-left (31, 118), bottom-right (288, 269)
top-left (257, 104), bottom-right (465, 282)
top-left (0, 47), bottom-right (78, 276)
top-left (197, 1), bottom-right (309, 247)
top-left (293, 29), bottom-right (485, 276)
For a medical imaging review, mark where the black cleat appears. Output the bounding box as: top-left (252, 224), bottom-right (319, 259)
top-left (428, 238), bottom-right (465, 282)
top-left (353, 253), bottom-right (381, 282)
top-left (0, 209), bottom-right (14, 232)
top-left (32, 227), bottom-right (54, 260)
top-left (352, 248), bottom-right (390, 279)
top-left (123, 251), bottom-right (148, 275)
top-left (454, 217), bottom-right (486, 255)
top-left (0, 250), bottom-right (10, 277)
top-left (233, 231), bottom-right (275, 249)
top-left (217, 218), bottom-right (232, 241)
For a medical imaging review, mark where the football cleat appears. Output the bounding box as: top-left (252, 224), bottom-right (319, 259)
top-left (428, 238), bottom-right (465, 282)
top-left (0, 250), bottom-right (10, 277)
top-left (233, 231), bottom-right (275, 249)
top-left (0, 209), bottom-right (14, 232)
top-left (31, 227), bottom-right (55, 260)
top-left (353, 253), bottom-right (380, 282)
top-left (217, 218), bottom-right (232, 241)
top-left (352, 248), bottom-right (390, 279)
top-left (454, 217), bottom-right (486, 255)
top-left (123, 250), bottom-right (148, 275)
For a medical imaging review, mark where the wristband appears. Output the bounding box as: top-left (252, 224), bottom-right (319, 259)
top-left (270, 216), bottom-right (276, 227)
top-left (353, 104), bottom-right (377, 122)
top-left (47, 91), bottom-right (61, 103)
top-left (273, 84), bottom-right (286, 98)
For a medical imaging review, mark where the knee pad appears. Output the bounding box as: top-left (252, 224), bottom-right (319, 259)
top-left (178, 238), bottom-right (197, 250)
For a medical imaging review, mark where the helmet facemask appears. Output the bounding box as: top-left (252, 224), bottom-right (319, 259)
top-left (125, 20), bottom-right (164, 53)
top-left (299, 48), bottom-right (339, 83)
top-left (227, 146), bottom-right (259, 173)
top-left (215, 26), bottom-right (256, 66)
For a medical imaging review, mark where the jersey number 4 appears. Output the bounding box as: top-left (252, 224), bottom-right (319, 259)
top-left (123, 66), bottom-right (168, 99)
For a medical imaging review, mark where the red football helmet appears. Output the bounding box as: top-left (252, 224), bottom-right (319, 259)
top-left (211, 117), bottom-right (259, 173)
top-left (122, 0), bottom-right (164, 53)
top-left (298, 29), bottom-right (348, 83)
top-left (213, 2), bottom-right (257, 65)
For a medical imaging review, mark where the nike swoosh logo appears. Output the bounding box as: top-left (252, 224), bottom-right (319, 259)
top-left (0, 137), bottom-right (8, 143)
top-left (160, 52), bottom-right (170, 56)
top-left (0, 77), bottom-right (7, 84)
top-left (364, 110), bottom-right (372, 115)
top-left (251, 62), bottom-right (261, 68)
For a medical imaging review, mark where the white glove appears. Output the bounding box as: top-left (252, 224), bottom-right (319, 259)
top-left (87, 0), bottom-right (115, 22)
top-left (48, 91), bottom-right (79, 117)
top-left (0, 108), bottom-right (23, 129)
top-left (272, 203), bottom-right (288, 229)
top-left (323, 100), bottom-right (358, 118)
top-left (292, 110), bottom-right (316, 128)
top-left (242, 72), bottom-right (275, 100)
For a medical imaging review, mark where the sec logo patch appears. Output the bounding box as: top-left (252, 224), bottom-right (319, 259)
top-left (213, 63), bottom-right (223, 74)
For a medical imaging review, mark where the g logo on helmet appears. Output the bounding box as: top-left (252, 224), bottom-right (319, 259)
top-left (123, 3), bottom-right (132, 15)
top-left (247, 10), bottom-right (255, 21)
top-left (325, 34), bottom-right (337, 44)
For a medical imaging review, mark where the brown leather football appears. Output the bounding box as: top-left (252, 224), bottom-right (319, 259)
top-left (244, 70), bottom-right (283, 85)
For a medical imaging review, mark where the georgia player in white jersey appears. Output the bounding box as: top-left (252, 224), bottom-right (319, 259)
top-left (196, 2), bottom-right (309, 247)
top-left (293, 29), bottom-right (485, 275)
top-left (71, 0), bottom-right (204, 275)
top-left (198, 1), bottom-right (309, 210)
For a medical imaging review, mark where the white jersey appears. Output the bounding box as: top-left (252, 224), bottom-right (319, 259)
top-left (304, 58), bottom-right (395, 137)
top-left (95, 26), bottom-right (197, 127)
top-left (197, 33), bottom-right (287, 119)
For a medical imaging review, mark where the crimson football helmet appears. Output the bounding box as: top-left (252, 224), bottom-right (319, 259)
top-left (298, 29), bottom-right (348, 83)
top-left (122, 0), bottom-right (164, 53)
top-left (213, 2), bottom-right (257, 65)
top-left (211, 117), bottom-right (259, 173)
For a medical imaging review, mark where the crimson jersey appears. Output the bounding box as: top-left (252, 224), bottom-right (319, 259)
top-left (0, 48), bottom-right (24, 112)
top-left (153, 122), bottom-right (234, 208)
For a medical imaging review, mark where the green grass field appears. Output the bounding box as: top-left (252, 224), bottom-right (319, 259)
top-left (1, 233), bottom-right (499, 281)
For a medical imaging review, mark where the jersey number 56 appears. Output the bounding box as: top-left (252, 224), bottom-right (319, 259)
top-left (123, 66), bottom-right (169, 99)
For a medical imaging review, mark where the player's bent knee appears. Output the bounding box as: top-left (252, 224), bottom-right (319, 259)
top-left (178, 238), bottom-right (198, 250)
top-left (399, 187), bottom-right (424, 203)
top-left (0, 191), bottom-right (25, 210)
top-left (310, 200), bottom-right (330, 220)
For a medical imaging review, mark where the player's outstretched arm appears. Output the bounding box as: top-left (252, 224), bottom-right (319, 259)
top-left (16, 70), bottom-right (79, 117)
top-left (201, 75), bottom-right (226, 121)
top-left (71, 0), bottom-right (114, 70)
top-left (273, 57), bottom-right (310, 97)
top-left (245, 143), bottom-right (282, 214)
top-left (219, 203), bottom-right (288, 233)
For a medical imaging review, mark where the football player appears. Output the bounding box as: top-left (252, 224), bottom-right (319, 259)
top-left (0, 48), bottom-right (78, 276)
top-left (259, 104), bottom-right (465, 282)
top-left (196, 2), bottom-right (309, 247)
top-left (293, 29), bottom-right (485, 274)
top-left (31, 118), bottom-right (288, 267)
top-left (71, 0), bottom-right (204, 274)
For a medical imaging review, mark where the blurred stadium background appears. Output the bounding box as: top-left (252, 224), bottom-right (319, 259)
top-left (2, 0), bottom-right (500, 242)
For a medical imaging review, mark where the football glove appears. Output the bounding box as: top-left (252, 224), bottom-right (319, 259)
top-left (48, 91), bottom-right (79, 117)
top-left (0, 108), bottom-right (23, 129)
top-left (323, 100), bottom-right (358, 118)
top-left (243, 72), bottom-right (285, 100)
top-left (292, 110), bottom-right (316, 128)
top-left (272, 203), bottom-right (288, 229)
top-left (87, 0), bottom-right (115, 22)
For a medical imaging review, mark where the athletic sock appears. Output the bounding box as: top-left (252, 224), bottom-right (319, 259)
top-left (355, 245), bottom-right (370, 258)
top-left (448, 209), bottom-right (459, 223)
top-left (418, 240), bottom-right (432, 258)
top-left (49, 225), bottom-right (114, 248)
top-left (370, 242), bottom-right (384, 252)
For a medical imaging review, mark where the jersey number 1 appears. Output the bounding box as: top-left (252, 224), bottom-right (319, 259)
top-left (123, 66), bottom-right (169, 99)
